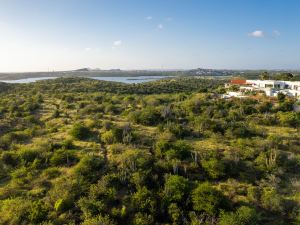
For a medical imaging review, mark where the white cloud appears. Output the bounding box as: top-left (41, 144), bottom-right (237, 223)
top-left (113, 40), bottom-right (122, 47)
top-left (85, 47), bottom-right (91, 51)
top-left (273, 30), bottom-right (281, 36)
top-left (157, 24), bottom-right (164, 30)
top-left (248, 30), bottom-right (264, 38)
top-left (146, 16), bottom-right (152, 20)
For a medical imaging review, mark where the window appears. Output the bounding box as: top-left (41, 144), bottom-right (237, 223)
top-left (273, 84), bottom-right (281, 89)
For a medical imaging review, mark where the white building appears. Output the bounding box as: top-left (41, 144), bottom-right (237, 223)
top-left (225, 79), bottom-right (300, 99)
top-left (246, 80), bottom-right (300, 97)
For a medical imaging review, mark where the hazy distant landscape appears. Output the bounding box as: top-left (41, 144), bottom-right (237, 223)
top-left (1, 68), bottom-right (300, 82)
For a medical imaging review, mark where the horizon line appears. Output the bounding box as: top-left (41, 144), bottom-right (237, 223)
top-left (1, 67), bottom-right (300, 74)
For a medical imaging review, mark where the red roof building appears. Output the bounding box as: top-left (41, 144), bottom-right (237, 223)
top-left (230, 79), bottom-right (247, 85)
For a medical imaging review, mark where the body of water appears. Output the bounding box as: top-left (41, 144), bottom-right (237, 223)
top-left (92, 76), bottom-right (171, 84)
top-left (0, 76), bottom-right (171, 84)
top-left (0, 77), bottom-right (58, 83)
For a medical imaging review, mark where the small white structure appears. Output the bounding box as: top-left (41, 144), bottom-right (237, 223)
top-left (222, 91), bottom-right (247, 98)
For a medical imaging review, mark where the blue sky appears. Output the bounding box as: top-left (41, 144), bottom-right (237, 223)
top-left (0, 0), bottom-right (300, 72)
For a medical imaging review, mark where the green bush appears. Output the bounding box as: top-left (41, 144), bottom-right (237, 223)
top-left (133, 212), bottom-right (154, 225)
top-left (261, 187), bottom-right (283, 212)
top-left (168, 203), bottom-right (182, 224)
top-left (164, 175), bottom-right (189, 204)
top-left (42, 167), bottom-right (61, 179)
top-left (131, 186), bottom-right (155, 213)
top-left (69, 123), bottom-right (91, 140)
top-left (201, 158), bottom-right (225, 179)
top-left (101, 130), bottom-right (115, 144)
top-left (0, 198), bottom-right (31, 224)
top-left (219, 206), bottom-right (259, 225)
top-left (50, 149), bottom-right (77, 167)
top-left (74, 155), bottom-right (104, 181)
top-left (1, 152), bottom-right (19, 167)
top-left (19, 148), bottom-right (40, 165)
top-left (130, 107), bottom-right (161, 126)
top-left (277, 112), bottom-right (300, 127)
top-left (28, 200), bottom-right (48, 223)
top-left (192, 182), bottom-right (228, 215)
top-left (54, 198), bottom-right (73, 212)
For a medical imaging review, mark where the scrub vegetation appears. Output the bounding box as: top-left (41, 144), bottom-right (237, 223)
top-left (0, 77), bottom-right (299, 225)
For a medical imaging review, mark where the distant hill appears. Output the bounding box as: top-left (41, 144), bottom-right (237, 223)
top-left (186, 68), bottom-right (237, 76)
top-left (74, 68), bottom-right (91, 72)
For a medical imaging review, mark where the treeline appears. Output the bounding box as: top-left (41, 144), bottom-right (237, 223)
top-left (3, 77), bottom-right (226, 95)
top-left (238, 71), bottom-right (300, 81)
top-left (0, 83), bottom-right (13, 93)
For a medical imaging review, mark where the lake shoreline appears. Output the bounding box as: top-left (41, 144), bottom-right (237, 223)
top-left (0, 75), bottom-right (174, 84)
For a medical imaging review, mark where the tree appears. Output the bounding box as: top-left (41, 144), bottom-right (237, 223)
top-left (260, 71), bottom-right (270, 80)
top-left (201, 158), bottom-right (225, 179)
top-left (131, 186), bottom-right (156, 214)
top-left (192, 182), bottom-right (228, 215)
top-left (164, 141), bottom-right (192, 160)
top-left (275, 72), bottom-right (294, 81)
top-left (164, 175), bottom-right (189, 204)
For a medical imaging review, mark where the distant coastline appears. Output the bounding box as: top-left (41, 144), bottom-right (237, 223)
top-left (0, 68), bottom-right (299, 81)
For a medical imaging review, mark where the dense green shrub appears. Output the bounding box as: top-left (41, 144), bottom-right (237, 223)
top-left (164, 175), bottom-right (189, 204)
top-left (28, 200), bottom-right (48, 223)
top-left (130, 107), bottom-right (162, 126)
top-left (1, 152), bottom-right (19, 167)
top-left (19, 148), bottom-right (40, 165)
top-left (261, 187), bottom-right (283, 212)
top-left (69, 123), bottom-right (91, 140)
top-left (50, 149), bottom-right (78, 166)
top-left (74, 155), bottom-right (105, 181)
top-left (192, 182), bottom-right (228, 215)
top-left (219, 206), bottom-right (259, 225)
top-left (201, 158), bottom-right (225, 179)
top-left (101, 130), bottom-right (115, 144)
top-left (131, 186), bottom-right (156, 213)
